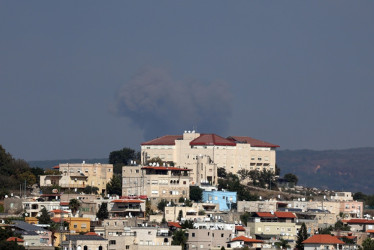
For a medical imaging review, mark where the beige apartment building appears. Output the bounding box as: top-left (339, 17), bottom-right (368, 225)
top-left (186, 229), bottom-right (232, 250)
top-left (246, 212), bottom-right (299, 244)
top-left (238, 199), bottom-right (363, 218)
top-left (141, 131), bottom-right (279, 185)
top-left (40, 162), bottom-right (113, 194)
top-left (122, 165), bottom-right (191, 204)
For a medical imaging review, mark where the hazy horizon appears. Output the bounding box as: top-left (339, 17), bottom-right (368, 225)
top-left (2, 1), bottom-right (374, 161)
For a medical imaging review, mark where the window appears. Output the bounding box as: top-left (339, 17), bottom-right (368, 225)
top-left (74, 224), bottom-right (78, 228)
top-left (109, 240), bottom-right (116, 245)
top-left (192, 233), bottom-right (195, 237)
top-left (126, 246), bottom-right (130, 249)
top-left (221, 233), bottom-right (224, 237)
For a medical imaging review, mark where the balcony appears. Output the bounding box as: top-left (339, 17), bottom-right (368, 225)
top-left (60, 183), bottom-right (87, 188)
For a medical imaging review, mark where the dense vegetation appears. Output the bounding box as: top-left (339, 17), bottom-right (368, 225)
top-left (0, 145), bottom-right (44, 197)
top-left (278, 148), bottom-right (374, 193)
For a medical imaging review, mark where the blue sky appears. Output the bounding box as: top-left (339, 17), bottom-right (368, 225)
top-left (1, 1), bottom-right (374, 160)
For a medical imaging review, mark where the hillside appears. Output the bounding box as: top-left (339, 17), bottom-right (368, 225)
top-left (27, 147), bottom-right (374, 194)
top-left (277, 147), bottom-right (374, 194)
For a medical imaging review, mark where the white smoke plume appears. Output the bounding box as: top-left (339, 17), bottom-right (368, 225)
top-left (114, 68), bottom-right (232, 139)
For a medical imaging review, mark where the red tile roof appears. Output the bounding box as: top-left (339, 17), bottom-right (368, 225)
top-left (53, 165), bottom-right (60, 169)
top-left (255, 212), bottom-right (276, 218)
top-left (302, 234), bottom-right (345, 244)
top-left (367, 230), bottom-right (374, 233)
top-left (60, 202), bottom-right (69, 206)
top-left (52, 217), bottom-right (66, 223)
top-left (142, 166), bottom-right (191, 171)
top-left (85, 232), bottom-right (99, 236)
top-left (235, 225), bottom-right (246, 231)
top-left (141, 135), bottom-right (182, 145)
top-left (112, 199), bottom-right (144, 203)
top-left (50, 209), bottom-right (69, 214)
top-left (7, 237), bottom-right (24, 242)
top-left (274, 211), bottom-right (296, 218)
top-left (231, 235), bottom-right (263, 243)
top-left (345, 219), bottom-right (374, 224)
top-left (168, 222), bottom-right (182, 228)
top-left (190, 134), bottom-right (236, 146)
top-left (228, 136), bottom-right (279, 148)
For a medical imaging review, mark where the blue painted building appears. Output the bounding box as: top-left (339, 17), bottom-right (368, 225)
top-left (202, 190), bottom-right (237, 211)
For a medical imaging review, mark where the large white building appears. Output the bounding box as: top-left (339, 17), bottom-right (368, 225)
top-left (140, 131), bottom-right (279, 185)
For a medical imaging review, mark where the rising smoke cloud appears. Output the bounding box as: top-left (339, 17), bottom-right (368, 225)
top-left (114, 68), bottom-right (232, 140)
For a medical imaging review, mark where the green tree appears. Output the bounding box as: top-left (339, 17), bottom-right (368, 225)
top-left (189, 186), bottom-right (203, 202)
top-left (18, 171), bottom-right (36, 187)
top-left (296, 223), bottom-right (308, 250)
top-left (362, 237), bottom-right (374, 250)
top-left (274, 239), bottom-right (291, 249)
top-left (157, 199), bottom-right (168, 212)
top-left (172, 229), bottom-right (187, 250)
top-left (0, 227), bottom-right (16, 241)
top-left (217, 167), bottom-right (227, 178)
top-left (318, 226), bottom-right (333, 235)
top-left (240, 212), bottom-right (250, 226)
top-left (147, 157), bottom-right (164, 166)
top-left (177, 210), bottom-right (183, 221)
top-left (237, 169), bottom-right (251, 180)
top-left (180, 220), bottom-right (194, 229)
top-left (218, 173), bottom-right (258, 201)
top-left (83, 185), bottom-right (99, 194)
top-left (109, 147), bottom-right (139, 174)
top-left (30, 167), bottom-right (45, 185)
top-left (145, 199), bottom-right (153, 216)
top-left (0, 145), bottom-right (13, 170)
top-left (0, 241), bottom-right (26, 250)
top-left (96, 203), bottom-right (109, 221)
top-left (38, 207), bottom-right (52, 224)
top-left (69, 199), bottom-right (81, 216)
top-left (284, 173), bottom-right (298, 185)
top-left (106, 175), bottom-right (122, 195)
top-left (184, 199), bottom-right (193, 207)
top-left (353, 192), bottom-right (367, 201)
top-left (275, 164), bottom-right (281, 176)
top-left (334, 220), bottom-right (350, 231)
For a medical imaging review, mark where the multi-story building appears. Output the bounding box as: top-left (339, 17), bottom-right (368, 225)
top-left (246, 212), bottom-right (299, 243)
top-left (40, 162), bottom-right (113, 194)
top-left (62, 232), bottom-right (109, 250)
top-left (186, 228), bottom-right (232, 250)
top-left (164, 203), bottom-right (220, 222)
top-left (202, 190), bottom-right (237, 211)
top-left (140, 131), bottom-right (279, 181)
top-left (122, 165), bottom-right (191, 204)
top-left (23, 199), bottom-right (61, 217)
top-left (238, 199), bottom-right (363, 218)
top-left (109, 199), bottom-right (145, 218)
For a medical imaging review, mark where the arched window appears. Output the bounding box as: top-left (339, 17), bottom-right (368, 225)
top-left (164, 238), bottom-right (168, 243)
top-left (98, 247), bottom-right (103, 250)
top-left (84, 246), bottom-right (88, 250)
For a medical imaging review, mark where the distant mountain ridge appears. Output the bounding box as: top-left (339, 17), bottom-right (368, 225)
top-left (28, 147), bottom-right (374, 194)
top-left (277, 147), bottom-right (374, 194)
